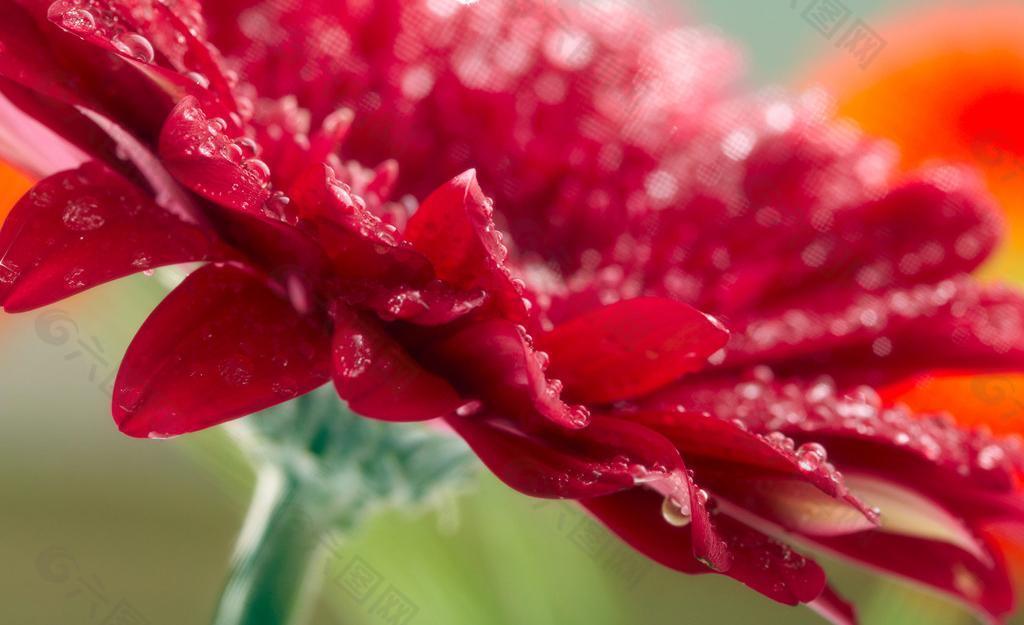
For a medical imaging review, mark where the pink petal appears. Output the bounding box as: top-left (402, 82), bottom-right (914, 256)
top-left (0, 162), bottom-right (226, 312)
top-left (114, 263), bottom-right (330, 438)
top-left (538, 297), bottom-right (728, 404)
top-left (331, 303), bottom-right (463, 421)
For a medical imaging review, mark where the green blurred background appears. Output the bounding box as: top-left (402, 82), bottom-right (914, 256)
top-left (1, 1), bottom-right (1017, 624)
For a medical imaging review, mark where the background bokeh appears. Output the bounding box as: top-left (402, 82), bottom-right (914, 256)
top-left (2, 1), bottom-right (1022, 624)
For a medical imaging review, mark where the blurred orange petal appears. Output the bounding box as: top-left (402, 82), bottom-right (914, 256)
top-left (0, 162), bottom-right (32, 225)
top-left (804, 2), bottom-right (1024, 283)
top-left (883, 373), bottom-right (1024, 436)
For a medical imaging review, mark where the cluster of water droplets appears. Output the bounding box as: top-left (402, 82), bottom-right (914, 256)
top-left (49, 1), bottom-right (155, 63)
top-left (512, 321), bottom-right (591, 428)
top-left (683, 366), bottom-right (1024, 484)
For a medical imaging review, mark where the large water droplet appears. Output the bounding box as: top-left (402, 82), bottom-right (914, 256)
top-left (235, 137), bottom-right (260, 159)
top-left (661, 496), bottom-right (692, 527)
top-left (220, 143), bottom-right (244, 163)
top-left (59, 8), bottom-right (96, 33)
top-left (262, 191), bottom-right (290, 220)
top-left (184, 71), bottom-right (210, 88)
top-left (243, 158), bottom-right (271, 185)
top-left (112, 32), bottom-right (155, 64)
top-left (796, 442), bottom-right (828, 472)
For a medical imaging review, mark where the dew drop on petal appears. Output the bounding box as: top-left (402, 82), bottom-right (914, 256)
top-left (661, 496), bottom-right (692, 527)
top-left (185, 71), bottom-right (210, 88)
top-left (455, 400), bottom-right (482, 417)
top-left (235, 137), bottom-right (260, 159)
top-left (262, 191), bottom-right (290, 219)
top-left (58, 8), bottom-right (96, 33)
top-left (62, 198), bottom-right (106, 231)
top-left (218, 357), bottom-right (253, 386)
top-left (207, 117), bottom-right (227, 135)
top-left (337, 334), bottom-right (371, 379)
top-left (63, 267), bottom-right (86, 289)
top-left (220, 143), bottom-right (244, 163)
top-left (243, 158), bottom-right (272, 185)
top-left (796, 442), bottom-right (828, 472)
top-left (111, 32), bottom-right (155, 63)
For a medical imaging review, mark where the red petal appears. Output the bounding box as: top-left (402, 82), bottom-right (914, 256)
top-left (647, 374), bottom-right (1024, 509)
top-left (331, 303), bottom-right (463, 421)
top-left (114, 263), bottom-right (330, 437)
top-left (0, 162), bottom-right (225, 312)
top-left (432, 319), bottom-right (590, 429)
top-left (585, 488), bottom-right (827, 605)
top-left (159, 96), bottom-right (271, 214)
top-left (709, 167), bottom-right (1001, 316)
top-left (794, 282), bottom-right (1024, 389)
top-left (293, 164), bottom-right (485, 324)
top-left (404, 170), bottom-right (527, 320)
top-left (815, 531), bottom-right (1014, 622)
top-left (538, 297), bottom-right (728, 404)
top-left (626, 410), bottom-right (879, 535)
top-left (445, 413), bottom-right (685, 499)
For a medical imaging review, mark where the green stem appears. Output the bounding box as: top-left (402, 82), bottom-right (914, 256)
top-left (211, 466), bottom-right (327, 625)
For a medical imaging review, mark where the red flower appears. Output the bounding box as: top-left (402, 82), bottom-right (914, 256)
top-left (2, 1), bottom-right (1024, 622)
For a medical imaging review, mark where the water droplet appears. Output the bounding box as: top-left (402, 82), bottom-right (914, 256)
top-left (455, 400), bottom-right (482, 417)
top-left (220, 143), bottom-right (244, 163)
top-left (112, 32), bottom-right (155, 63)
top-left (62, 198), bottom-right (106, 231)
top-left (207, 117), bottom-right (227, 135)
top-left (243, 158), bottom-right (271, 185)
top-left (235, 137), bottom-right (260, 159)
top-left (796, 442), bottom-right (828, 472)
top-left (218, 357), bottom-right (253, 386)
top-left (661, 496), bottom-right (692, 527)
top-left (63, 267), bottom-right (87, 289)
top-left (337, 334), bottom-right (371, 378)
top-left (262, 191), bottom-right (290, 219)
top-left (978, 444), bottom-right (1006, 470)
top-left (59, 8), bottom-right (96, 33)
top-left (184, 71), bottom-right (210, 88)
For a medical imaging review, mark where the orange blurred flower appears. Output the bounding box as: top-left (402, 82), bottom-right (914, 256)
top-left (805, 2), bottom-right (1024, 284)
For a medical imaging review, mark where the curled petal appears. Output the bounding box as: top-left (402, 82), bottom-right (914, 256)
top-left (405, 170), bottom-right (527, 321)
